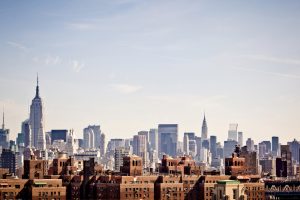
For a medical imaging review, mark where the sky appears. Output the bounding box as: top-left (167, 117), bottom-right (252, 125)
top-left (0, 1), bottom-right (300, 144)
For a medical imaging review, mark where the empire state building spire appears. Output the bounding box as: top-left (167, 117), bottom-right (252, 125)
top-left (35, 74), bottom-right (40, 98)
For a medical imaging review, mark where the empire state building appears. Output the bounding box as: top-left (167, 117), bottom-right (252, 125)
top-left (30, 76), bottom-right (45, 150)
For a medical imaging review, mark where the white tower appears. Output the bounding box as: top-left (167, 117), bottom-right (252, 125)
top-left (30, 75), bottom-right (45, 150)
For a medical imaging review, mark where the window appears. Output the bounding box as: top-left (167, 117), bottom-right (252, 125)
top-left (15, 185), bottom-right (20, 189)
top-left (233, 189), bottom-right (237, 199)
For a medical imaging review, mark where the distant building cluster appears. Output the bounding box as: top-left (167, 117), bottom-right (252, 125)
top-left (0, 77), bottom-right (300, 199)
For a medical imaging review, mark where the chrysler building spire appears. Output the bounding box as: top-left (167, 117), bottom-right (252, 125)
top-left (201, 113), bottom-right (208, 140)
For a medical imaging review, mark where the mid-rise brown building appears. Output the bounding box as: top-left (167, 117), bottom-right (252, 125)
top-left (225, 145), bottom-right (258, 176)
top-left (121, 155), bottom-right (143, 176)
top-left (240, 146), bottom-right (258, 175)
top-left (155, 175), bottom-right (184, 200)
top-left (225, 153), bottom-right (246, 176)
top-left (0, 179), bottom-right (28, 200)
top-left (30, 179), bottom-right (66, 200)
top-left (23, 155), bottom-right (48, 179)
top-left (95, 175), bottom-right (156, 199)
top-left (67, 175), bottom-right (84, 200)
top-left (160, 155), bottom-right (201, 175)
top-left (0, 168), bottom-right (9, 179)
top-left (243, 182), bottom-right (265, 200)
top-left (199, 175), bottom-right (231, 200)
top-left (52, 154), bottom-right (76, 175)
top-left (182, 175), bottom-right (201, 199)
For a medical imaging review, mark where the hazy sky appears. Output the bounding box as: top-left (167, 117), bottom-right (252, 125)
top-left (0, 1), bottom-right (300, 144)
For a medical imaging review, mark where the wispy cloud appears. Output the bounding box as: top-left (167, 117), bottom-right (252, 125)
top-left (233, 66), bottom-right (300, 79)
top-left (7, 41), bottom-right (29, 52)
top-left (32, 55), bottom-right (85, 73)
top-left (148, 94), bottom-right (227, 108)
top-left (71, 60), bottom-right (85, 72)
top-left (242, 54), bottom-right (300, 65)
top-left (67, 23), bottom-right (96, 31)
top-left (111, 84), bottom-right (143, 94)
top-left (45, 55), bottom-right (61, 65)
top-left (32, 55), bottom-right (62, 65)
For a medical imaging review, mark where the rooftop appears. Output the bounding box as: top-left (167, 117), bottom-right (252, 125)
top-left (217, 180), bottom-right (240, 185)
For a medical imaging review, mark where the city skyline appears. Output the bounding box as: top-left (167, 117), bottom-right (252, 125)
top-left (0, 1), bottom-right (300, 143)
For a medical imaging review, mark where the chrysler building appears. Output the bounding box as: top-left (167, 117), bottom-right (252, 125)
top-left (30, 75), bottom-right (45, 150)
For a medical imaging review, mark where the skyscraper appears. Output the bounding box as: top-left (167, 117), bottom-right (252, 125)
top-left (224, 140), bottom-right (238, 158)
top-left (280, 145), bottom-right (292, 176)
top-left (106, 138), bottom-right (125, 157)
top-left (246, 138), bottom-right (254, 152)
top-left (0, 149), bottom-right (17, 174)
top-left (83, 125), bottom-right (101, 150)
top-left (228, 123), bottom-right (238, 141)
top-left (133, 134), bottom-right (147, 167)
top-left (272, 136), bottom-right (279, 157)
top-left (100, 133), bottom-right (106, 157)
top-left (238, 132), bottom-right (243, 147)
top-left (183, 132), bottom-right (195, 155)
top-left (158, 124), bottom-right (178, 157)
top-left (288, 139), bottom-right (300, 164)
top-left (258, 142), bottom-right (267, 159)
top-left (114, 147), bottom-right (130, 172)
top-left (149, 128), bottom-right (158, 152)
top-left (261, 141), bottom-right (271, 155)
top-left (30, 75), bottom-right (45, 150)
top-left (0, 110), bottom-right (9, 149)
top-left (51, 129), bottom-right (68, 144)
top-left (138, 131), bottom-right (149, 152)
top-left (22, 119), bottom-right (31, 147)
top-left (210, 135), bottom-right (217, 158)
top-left (66, 129), bottom-right (78, 156)
top-left (201, 114), bottom-right (208, 140)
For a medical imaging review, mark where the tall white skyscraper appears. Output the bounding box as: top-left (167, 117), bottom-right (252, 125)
top-left (238, 132), bottom-right (243, 146)
top-left (83, 125), bottom-right (101, 150)
top-left (228, 123), bottom-right (238, 141)
top-left (133, 134), bottom-right (148, 168)
top-left (30, 76), bottom-right (45, 150)
top-left (66, 129), bottom-right (78, 156)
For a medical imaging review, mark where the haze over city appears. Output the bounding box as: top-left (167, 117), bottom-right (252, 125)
top-left (0, 1), bottom-right (300, 143)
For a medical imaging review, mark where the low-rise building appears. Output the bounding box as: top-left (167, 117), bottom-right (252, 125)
top-left (0, 179), bottom-right (28, 200)
top-left (30, 179), bottom-right (66, 200)
top-left (23, 155), bottom-right (48, 179)
top-left (199, 175), bottom-right (231, 200)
